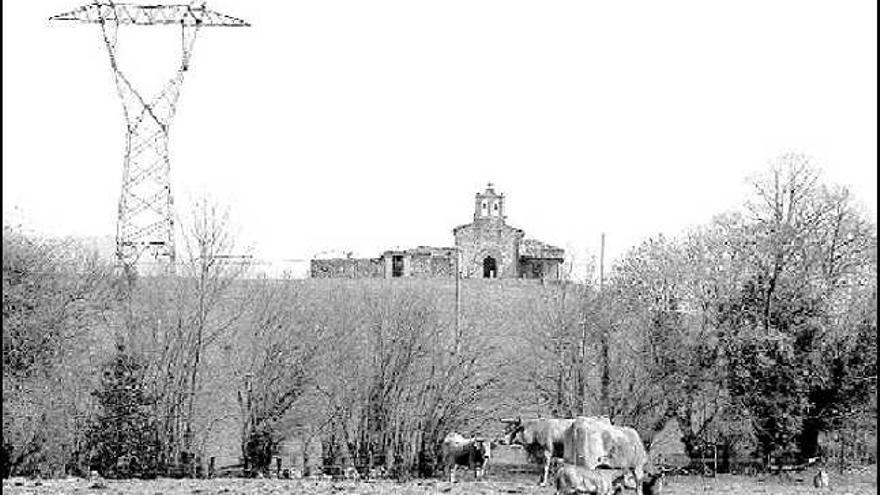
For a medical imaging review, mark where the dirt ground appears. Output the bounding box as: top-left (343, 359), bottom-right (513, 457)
top-left (3, 466), bottom-right (876, 494)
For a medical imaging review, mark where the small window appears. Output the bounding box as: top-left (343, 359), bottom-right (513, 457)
top-left (532, 263), bottom-right (543, 278)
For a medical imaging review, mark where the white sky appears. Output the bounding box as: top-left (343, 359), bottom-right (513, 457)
top-left (3, 1), bottom-right (877, 276)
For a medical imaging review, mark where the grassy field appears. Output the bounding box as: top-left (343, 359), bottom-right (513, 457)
top-left (3, 465), bottom-right (876, 495)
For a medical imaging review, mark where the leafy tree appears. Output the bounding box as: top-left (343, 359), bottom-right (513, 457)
top-left (726, 324), bottom-right (813, 463)
top-left (85, 347), bottom-right (161, 478)
top-left (724, 154), bottom-right (877, 463)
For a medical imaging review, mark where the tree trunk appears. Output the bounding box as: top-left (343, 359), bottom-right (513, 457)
top-left (798, 418), bottom-right (822, 460)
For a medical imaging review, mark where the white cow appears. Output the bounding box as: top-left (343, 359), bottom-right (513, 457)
top-left (563, 417), bottom-right (651, 495)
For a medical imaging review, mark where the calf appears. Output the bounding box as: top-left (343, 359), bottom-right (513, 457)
top-left (441, 432), bottom-right (492, 482)
top-left (343, 466), bottom-right (360, 481)
top-left (813, 469), bottom-right (829, 488)
top-left (642, 472), bottom-right (664, 495)
top-left (555, 464), bottom-right (630, 495)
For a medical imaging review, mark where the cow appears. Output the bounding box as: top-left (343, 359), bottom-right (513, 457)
top-left (366, 466), bottom-right (388, 480)
top-left (555, 464), bottom-right (631, 495)
top-left (440, 432), bottom-right (492, 482)
top-left (813, 469), bottom-right (829, 488)
top-left (641, 472), bottom-right (664, 495)
top-left (502, 416), bottom-right (612, 486)
top-left (563, 417), bottom-right (651, 495)
top-left (556, 466), bottom-right (663, 495)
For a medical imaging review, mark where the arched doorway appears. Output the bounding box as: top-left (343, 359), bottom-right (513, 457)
top-left (483, 256), bottom-right (497, 278)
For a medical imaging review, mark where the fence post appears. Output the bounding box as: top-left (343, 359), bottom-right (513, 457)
top-left (713, 444), bottom-right (718, 476)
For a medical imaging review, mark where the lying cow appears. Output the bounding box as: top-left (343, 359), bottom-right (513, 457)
top-left (556, 466), bottom-right (664, 495)
top-left (441, 432), bottom-right (492, 482)
top-left (563, 417), bottom-right (651, 495)
top-left (555, 464), bottom-right (631, 495)
top-left (502, 416), bottom-right (611, 486)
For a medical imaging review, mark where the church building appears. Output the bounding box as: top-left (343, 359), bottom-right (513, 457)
top-left (310, 184), bottom-right (565, 280)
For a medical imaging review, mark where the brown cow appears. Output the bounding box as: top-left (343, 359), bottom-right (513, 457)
top-left (502, 416), bottom-right (612, 486)
top-left (563, 417), bottom-right (650, 495)
top-left (441, 432), bottom-right (492, 482)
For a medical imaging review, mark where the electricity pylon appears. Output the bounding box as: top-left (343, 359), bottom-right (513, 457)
top-left (50, 2), bottom-right (248, 275)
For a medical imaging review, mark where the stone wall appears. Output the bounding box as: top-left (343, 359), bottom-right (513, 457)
top-left (314, 249), bottom-right (458, 279)
top-left (520, 258), bottom-right (563, 280)
top-left (407, 248), bottom-right (456, 278)
top-left (310, 258), bottom-right (383, 278)
top-left (429, 254), bottom-right (455, 278)
top-left (409, 252), bottom-right (434, 278)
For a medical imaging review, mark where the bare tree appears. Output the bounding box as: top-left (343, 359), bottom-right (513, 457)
top-left (3, 225), bottom-right (114, 476)
top-left (226, 277), bottom-right (323, 474)
top-left (118, 195), bottom-right (252, 475)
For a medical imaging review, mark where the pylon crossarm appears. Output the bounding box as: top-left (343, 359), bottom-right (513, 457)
top-left (49, 3), bottom-right (249, 27)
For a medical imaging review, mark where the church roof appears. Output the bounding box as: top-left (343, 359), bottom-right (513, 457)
top-left (520, 239), bottom-right (565, 260)
top-left (452, 221), bottom-right (524, 233)
top-left (477, 182), bottom-right (503, 198)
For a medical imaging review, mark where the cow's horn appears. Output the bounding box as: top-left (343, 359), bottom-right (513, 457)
top-left (499, 417), bottom-right (516, 424)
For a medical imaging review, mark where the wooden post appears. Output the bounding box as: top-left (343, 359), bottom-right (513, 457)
top-left (208, 456), bottom-right (215, 478)
top-left (713, 443), bottom-right (718, 477)
top-left (599, 233), bottom-right (605, 290)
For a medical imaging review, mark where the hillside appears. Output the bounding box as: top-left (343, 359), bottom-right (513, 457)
top-left (194, 277), bottom-right (583, 472)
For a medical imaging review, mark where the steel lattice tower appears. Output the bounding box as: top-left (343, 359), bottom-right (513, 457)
top-left (51, 2), bottom-right (248, 274)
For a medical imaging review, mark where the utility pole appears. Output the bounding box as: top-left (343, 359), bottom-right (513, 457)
top-left (599, 233), bottom-right (610, 416)
top-left (454, 247), bottom-right (462, 355)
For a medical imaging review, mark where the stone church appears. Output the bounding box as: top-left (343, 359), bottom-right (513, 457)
top-left (310, 184), bottom-right (565, 280)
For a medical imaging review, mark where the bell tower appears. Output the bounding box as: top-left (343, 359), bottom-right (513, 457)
top-left (473, 182), bottom-right (505, 222)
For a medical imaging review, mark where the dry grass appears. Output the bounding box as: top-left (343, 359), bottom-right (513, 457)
top-left (3, 465), bottom-right (876, 495)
